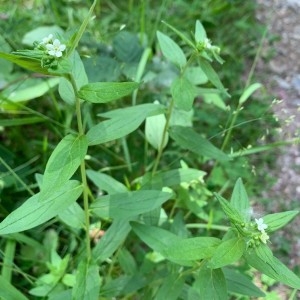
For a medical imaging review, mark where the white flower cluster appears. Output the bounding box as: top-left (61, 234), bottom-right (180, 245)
top-left (40, 34), bottom-right (66, 58)
top-left (255, 218), bottom-right (269, 244)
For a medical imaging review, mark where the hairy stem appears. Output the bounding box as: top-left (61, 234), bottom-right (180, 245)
top-left (70, 74), bottom-right (91, 260)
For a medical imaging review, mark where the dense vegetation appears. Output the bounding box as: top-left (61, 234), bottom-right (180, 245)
top-left (0, 1), bottom-right (299, 299)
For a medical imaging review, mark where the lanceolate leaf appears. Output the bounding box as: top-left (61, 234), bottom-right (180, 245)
top-left (195, 20), bottom-right (207, 43)
top-left (263, 210), bottom-right (299, 232)
top-left (78, 81), bottom-right (139, 103)
top-left (238, 83), bottom-right (262, 105)
top-left (0, 180), bottom-right (82, 235)
top-left (169, 125), bottom-right (229, 162)
top-left (157, 31), bottom-right (187, 69)
top-left (92, 220), bottom-right (131, 262)
top-left (164, 237), bottom-right (221, 261)
top-left (40, 134), bottom-right (88, 201)
top-left (215, 193), bottom-right (245, 224)
top-left (208, 237), bottom-right (246, 269)
top-left (194, 265), bottom-right (227, 300)
top-left (0, 275), bottom-right (29, 300)
top-left (155, 274), bottom-right (185, 300)
top-left (199, 58), bottom-right (230, 97)
top-left (90, 190), bottom-right (172, 219)
top-left (86, 170), bottom-right (127, 194)
top-left (87, 104), bottom-right (165, 146)
top-left (130, 222), bottom-right (181, 254)
top-left (230, 178), bottom-right (251, 222)
top-left (171, 76), bottom-right (197, 111)
top-left (72, 260), bottom-right (100, 300)
top-left (145, 112), bottom-right (168, 150)
top-left (244, 248), bottom-right (300, 289)
top-left (0, 51), bottom-right (49, 75)
top-left (223, 268), bottom-right (265, 297)
top-left (141, 168), bottom-right (206, 190)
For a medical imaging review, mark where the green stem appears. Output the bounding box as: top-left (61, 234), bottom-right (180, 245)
top-left (186, 223), bottom-right (229, 232)
top-left (69, 74), bottom-right (91, 260)
top-left (220, 103), bottom-right (242, 151)
top-left (1, 239), bottom-right (16, 282)
top-left (221, 28), bottom-right (268, 152)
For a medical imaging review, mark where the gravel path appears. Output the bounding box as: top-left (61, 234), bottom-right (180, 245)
top-left (256, 0), bottom-right (300, 287)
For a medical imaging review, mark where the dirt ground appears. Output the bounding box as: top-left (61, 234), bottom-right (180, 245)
top-left (255, 0), bottom-right (300, 297)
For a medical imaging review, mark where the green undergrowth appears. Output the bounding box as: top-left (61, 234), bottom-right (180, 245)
top-left (0, 0), bottom-right (298, 299)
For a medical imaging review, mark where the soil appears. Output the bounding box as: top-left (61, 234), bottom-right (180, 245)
top-left (255, 0), bottom-right (300, 297)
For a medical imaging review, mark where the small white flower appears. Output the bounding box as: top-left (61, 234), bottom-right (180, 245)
top-left (46, 39), bottom-right (66, 57)
top-left (204, 38), bottom-right (212, 49)
top-left (40, 34), bottom-right (54, 45)
top-left (255, 218), bottom-right (268, 232)
top-left (259, 230), bottom-right (270, 244)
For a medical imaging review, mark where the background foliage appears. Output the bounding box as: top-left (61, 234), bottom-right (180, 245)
top-left (0, 0), bottom-right (298, 299)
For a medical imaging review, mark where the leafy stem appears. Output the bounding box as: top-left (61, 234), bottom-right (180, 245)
top-left (69, 74), bottom-right (91, 260)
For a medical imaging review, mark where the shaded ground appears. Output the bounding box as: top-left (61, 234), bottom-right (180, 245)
top-left (255, 0), bottom-right (300, 296)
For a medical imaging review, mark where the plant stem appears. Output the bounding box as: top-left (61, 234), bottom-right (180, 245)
top-left (186, 223), bottom-right (229, 231)
top-left (1, 239), bottom-right (16, 282)
top-left (220, 103), bottom-right (242, 151)
top-left (70, 74), bottom-right (91, 260)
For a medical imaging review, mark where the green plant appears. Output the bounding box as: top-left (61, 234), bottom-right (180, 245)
top-left (0, 1), bottom-right (299, 299)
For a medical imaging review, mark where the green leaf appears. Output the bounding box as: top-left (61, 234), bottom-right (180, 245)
top-left (244, 247), bottom-right (300, 289)
top-left (157, 31), bottom-right (187, 69)
top-left (215, 193), bottom-right (245, 224)
top-left (92, 220), bottom-right (131, 262)
top-left (2, 78), bottom-right (59, 102)
top-left (130, 222), bottom-right (181, 254)
top-left (90, 190), bottom-right (172, 219)
top-left (22, 25), bottom-right (64, 46)
top-left (0, 51), bottom-right (50, 75)
top-left (0, 117), bottom-right (45, 127)
top-left (40, 134), bottom-right (87, 200)
top-left (87, 103), bottom-right (165, 146)
top-left (202, 92), bottom-right (227, 110)
top-left (171, 76), bottom-right (197, 111)
top-left (238, 83), bottom-right (262, 105)
top-left (141, 168), bottom-right (206, 190)
top-left (169, 125), bottom-right (229, 162)
top-left (72, 260), bottom-right (100, 300)
top-left (208, 237), bottom-right (246, 269)
top-left (59, 51), bottom-right (88, 105)
top-left (230, 178), bottom-right (251, 222)
top-left (155, 274), bottom-right (185, 300)
top-left (0, 35), bottom-right (13, 76)
top-left (263, 210), bottom-right (299, 232)
top-left (78, 81), bottom-right (139, 103)
top-left (86, 170), bottom-right (127, 194)
top-left (118, 248), bottom-right (137, 275)
top-left (184, 66), bottom-right (208, 85)
top-left (195, 20), bottom-right (207, 43)
top-left (112, 31), bottom-right (143, 63)
top-left (223, 268), bottom-right (265, 297)
top-left (99, 103), bottom-right (165, 119)
top-left (161, 21), bottom-right (196, 50)
top-left (67, 0), bottom-right (97, 56)
top-left (194, 265), bottom-right (227, 300)
top-left (0, 180), bottom-right (82, 235)
top-left (164, 237), bottom-right (221, 261)
top-left (199, 58), bottom-right (230, 97)
top-left (58, 202), bottom-right (85, 229)
top-left (145, 111), bottom-right (168, 150)
top-left (0, 275), bottom-right (29, 300)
